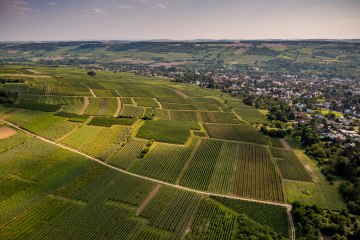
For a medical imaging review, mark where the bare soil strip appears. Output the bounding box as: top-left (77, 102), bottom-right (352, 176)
top-left (280, 138), bottom-right (291, 149)
top-left (113, 97), bottom-right (121, 117)
top-left (174, 89), bottom-right (190, 99)
top-left (287, 205), bottom-right (296, 240)
top-left (79, 97), bottom-right (90, 115)
top-left (181, 196), bottom-right (203, 239)
top-left (0, 126), bottom-right (17, 139)
top-left (26, 69), bottom-right (41, 74)
top-left (176, 139), bottom-right (203, 185)
top-left (154, 98), bottom-right (163, 109)
top-left (136, 183), bottom-right (162, 216)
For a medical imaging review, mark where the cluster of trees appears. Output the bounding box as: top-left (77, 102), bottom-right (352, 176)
top-left (0, 90), bottom-right (19, 104)
top-left (263, 58), bottom-right (360, 79)
top-left (87, 71), bottom-right (96, 76)
top-left (291, 124), bottom-right (360, 214)
top-left (243, 95), bottom-right (296, 122)
top-left (260, 126), bottom-right (288, 138)
top-left (235, 214), bottom-right (283, 240)
top-left (292, 202), bottom-right (360, 240)
top-left (174, 71), bottom-right (215, 88)
top-left (0, 78), bottom-right (25, 84)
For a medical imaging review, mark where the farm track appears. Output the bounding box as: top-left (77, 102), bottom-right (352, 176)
top-left (113, 97), bottom-right (121, 117)
top-left (136, 183), bottom-right (162, 216)
top-left (175, 139), bottom-right (203, 185)
top-left (280, 138), bottom-right (291, 149)
top-left (81, 83), bottom-right (96, 97)
top-left (79, 97), bottom-right (90, 115)
top-left (0, 118), bottom-right (296, 240)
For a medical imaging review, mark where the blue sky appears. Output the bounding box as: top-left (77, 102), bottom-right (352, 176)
top-left (0, 0), bottom-right (359, 41)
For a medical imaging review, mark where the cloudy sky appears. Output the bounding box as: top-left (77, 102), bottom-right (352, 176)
top-left (0, 0), bottom-right (359, 41)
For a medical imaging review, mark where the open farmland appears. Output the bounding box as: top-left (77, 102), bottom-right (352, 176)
top-left (0, 125), bottom-right (291, 239)
top-left (0, 65), bottom-right (343, 239)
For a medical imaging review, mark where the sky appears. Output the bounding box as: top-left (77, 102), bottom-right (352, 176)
top-left (0, 0), bottom-right (360, 41)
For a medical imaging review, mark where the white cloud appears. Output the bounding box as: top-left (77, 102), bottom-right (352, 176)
top-left (0, 0), bottom-right (33, 14)
top-left (156, 4), bottom-right (167, 9)
top-left (68, 8), bottom-right (106, 18)
top-left (117, 5), bottom-right (133, 10)
top-left (48, 2), bottom-right (56, 6)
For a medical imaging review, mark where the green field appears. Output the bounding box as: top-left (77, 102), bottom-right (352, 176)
top-left (0, 127), bottom-right (291, 239)
top-left (0, 65), bottom-right (348, 239)
top-left (137, 120), bottom-right (200, 144)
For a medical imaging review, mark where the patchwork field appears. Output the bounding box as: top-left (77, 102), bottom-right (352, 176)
top-left (0, 65), bottom-right (343, 239)
top-left (0, 129), bottom-right (291, 239)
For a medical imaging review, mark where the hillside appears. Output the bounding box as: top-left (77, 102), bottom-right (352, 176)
top-left (0, 65), bottom-right (347, 239)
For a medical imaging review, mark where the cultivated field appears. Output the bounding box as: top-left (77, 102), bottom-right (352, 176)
top-left (0, 65), bottom-right (343, 239)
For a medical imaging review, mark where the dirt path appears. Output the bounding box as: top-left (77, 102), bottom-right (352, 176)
top-left (181, 196), bottom-right (203, 240)
top-left (113, 97), bottom-right (121, 117)
top-left (0, 118), bottom-right (295, 239)
top-left (79, 97), bottom-right (90, 115)
top-left (176, 139), bottom-right (203, 185)
top-left (26, 69), bottom-right (41, 74)
top-left (287, 205), bottom-right (296, 240)
top-left (1, 118), bottom-right (292, 207)
top-left (136, 183), bottom-right (162, 216)
top-left (154, 98), bottom-right (163, 109)
top-left (115, 89), bottom-right (122, 97)
top-left (81, 83), bottom-right (96, 97)
top-left (280, 138), bottom-right (291, 149)
top-left (174, 89), bottom-right (190, 99)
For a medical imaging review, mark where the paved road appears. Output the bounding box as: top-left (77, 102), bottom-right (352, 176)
top-left (1, 118), bottom-right (296, 239)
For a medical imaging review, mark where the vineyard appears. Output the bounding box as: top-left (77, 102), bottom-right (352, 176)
top-left (137, 120), bottom-right (200, 144)
top-left (170, 110), bottom-right (198, 121)
top-left (61, 125), bottom-right (124, 158)
top-left (0, 65), bottom-right (326, 239)
top-left (181, 139), bottom-right (285, 202)
top-left (227, 101), bottom-right (268, 124)
top-left (88, 116), bottom-right (136, 127)
top-left (155, 108), bottom-right (172, 120)
top-left (107, 138), bottom-right (148, 169)
top-left (129, 139), bottom-right (199, 183)
top-left (133, 97), bottom-right (159, 107)
top-left (212, 196), bottom-right (290, 236)
top-left (121, 104), bottom-right (145, 118)
top-left (85, 97), bottom-right (118, 116)
top-left (271, 148), bottom-right (313, 182)
top-left (204, 123), bottom-right (268, 145)
top-left (0, 129), bottom-right (31, 153)
top-left (140, 187), bottom-right (202, 238)
top-left (22, 114), bottom-right (80, 140)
